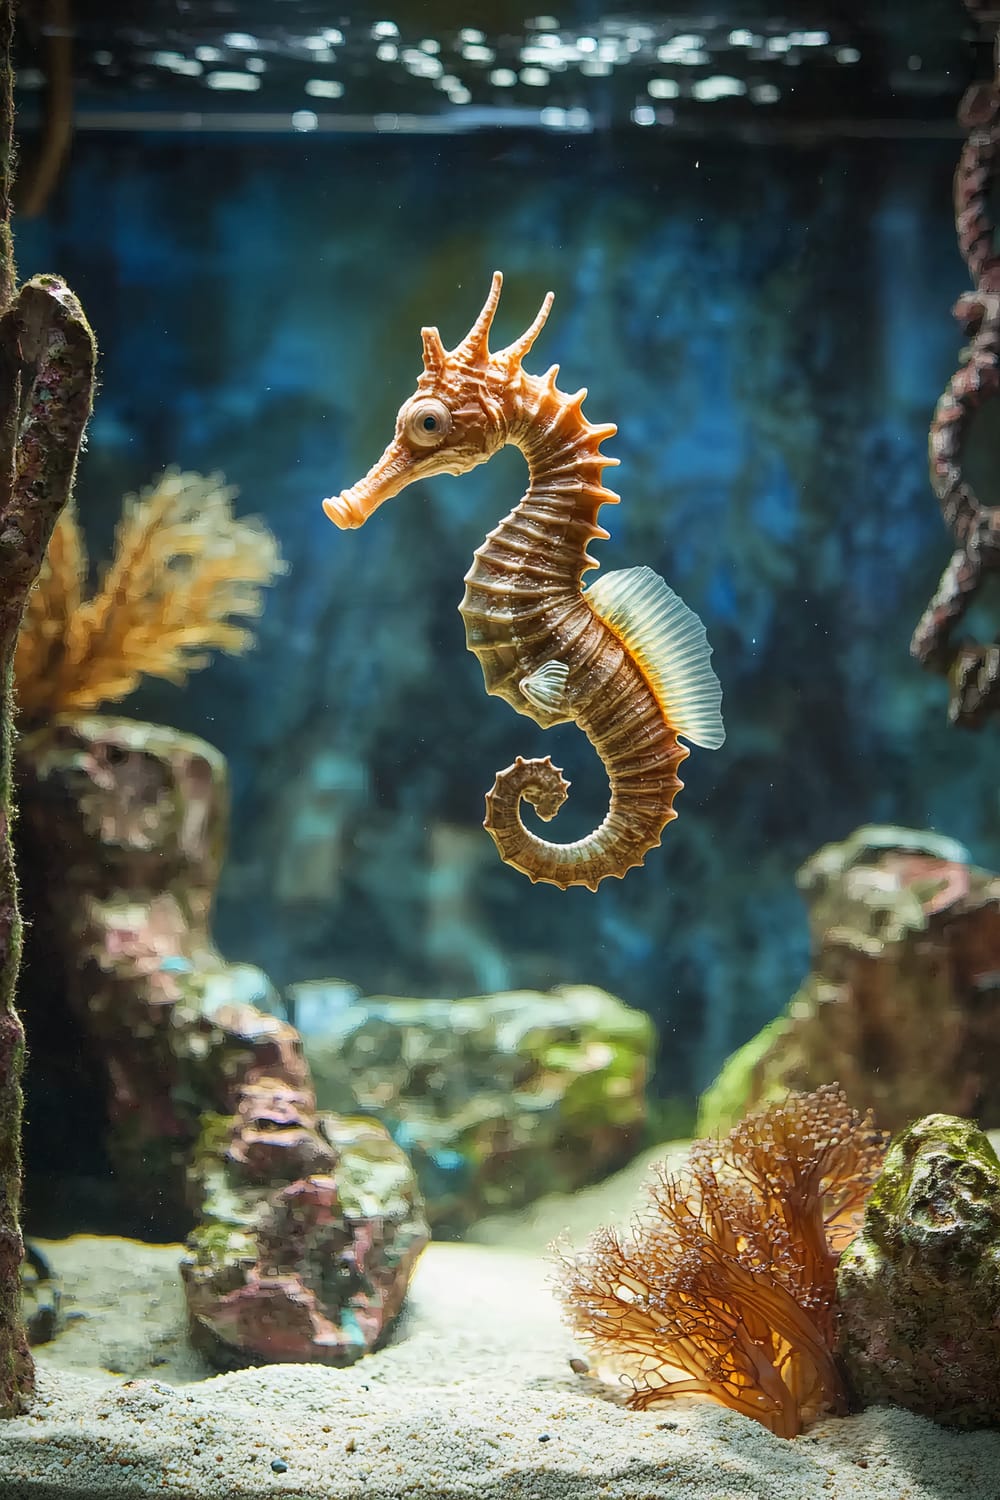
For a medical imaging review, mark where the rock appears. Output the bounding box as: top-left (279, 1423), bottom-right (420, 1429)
top-left (291, 982), bottom-right (654, 1235)
top-left (14, 712), bottom-right (430, 1365)
top-left (15, 714), bottom-right (302, 1229)
top-left (836, 1113), bottom-right (1000, 1428)
top-left (698, 824), bottom-right (1000, 1135)
top-left (183, 1095), bottom-right (429, 1368)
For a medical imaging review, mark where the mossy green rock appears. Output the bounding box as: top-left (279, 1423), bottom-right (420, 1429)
top-left (836, 1114), bottom-right (1000, 1428)
top-left (696, 824), bottom-right (999, 1138)
top-left (289, 983), bottom-right (654, 1236)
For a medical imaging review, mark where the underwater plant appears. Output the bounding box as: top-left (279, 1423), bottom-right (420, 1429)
top-left (13, 468), bottom-right (286, 724)
top-left (323, 272), bottom-right (724, 891)
top-left (555, 1085), bottom-right (885, 1439)
top-left (0, 0), bottom-right (96, 1415)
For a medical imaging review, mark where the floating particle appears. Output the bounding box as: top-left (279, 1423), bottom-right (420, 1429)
top-left (205, 72), bottom-right (260, 91)
top-left (692, 76), bottom-right (746, 101)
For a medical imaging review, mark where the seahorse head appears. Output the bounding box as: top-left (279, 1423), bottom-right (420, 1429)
top-left (323, 271), bottom-right (553, 530)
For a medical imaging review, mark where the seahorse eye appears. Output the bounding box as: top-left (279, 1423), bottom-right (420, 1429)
top-left (405, 398), bottom-right (452, 448)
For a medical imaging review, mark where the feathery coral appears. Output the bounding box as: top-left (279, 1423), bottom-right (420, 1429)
top-left (555, 1085), bottom-right (885, 1439)
top-left (13, 469), bottom-right (286, 723)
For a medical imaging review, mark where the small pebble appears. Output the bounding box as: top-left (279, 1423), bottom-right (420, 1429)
top-left (538, 1433), bottom-right (551, 1443)
top-left (271, 1458), bottom-right (289, 1473)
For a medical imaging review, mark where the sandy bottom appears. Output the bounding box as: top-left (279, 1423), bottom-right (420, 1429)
top-left (2, 1146), bottom-right (1000, 1498)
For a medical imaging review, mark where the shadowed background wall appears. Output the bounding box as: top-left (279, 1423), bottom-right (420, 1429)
top-left (12, 126), bottom-right (983, 1102)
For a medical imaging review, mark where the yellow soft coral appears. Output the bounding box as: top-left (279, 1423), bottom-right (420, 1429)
top-left (13, 468), bottom-right (286, 723)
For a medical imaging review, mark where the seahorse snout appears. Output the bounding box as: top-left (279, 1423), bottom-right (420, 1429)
top-left (322, 492), bottom-right (365, 529)
top-left (322, 439), bottom-right (417, 530)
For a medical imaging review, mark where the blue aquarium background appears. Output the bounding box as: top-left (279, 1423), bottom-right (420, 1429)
top-left (11, 3), bottom-right (987, 1111)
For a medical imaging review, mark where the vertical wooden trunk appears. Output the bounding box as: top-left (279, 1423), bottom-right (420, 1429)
top-left (0, 0), bottom-right (97, 1414)
top-left (0, 0), bottom-right (30, 1419)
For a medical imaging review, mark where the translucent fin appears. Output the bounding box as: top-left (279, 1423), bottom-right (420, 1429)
top-left (585, 565), bottom-right (725, 749)
top-left (521, 660), bottom-right (570, 713)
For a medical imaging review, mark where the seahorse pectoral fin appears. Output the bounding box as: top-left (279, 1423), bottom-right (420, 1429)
top-left (584, 565), bottom-right (725, 750)
top-left (520, 660), bottom-right (570, 714)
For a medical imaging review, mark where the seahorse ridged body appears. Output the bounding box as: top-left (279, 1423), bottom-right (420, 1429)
top-left (323, 273), bottom-right (724, 890)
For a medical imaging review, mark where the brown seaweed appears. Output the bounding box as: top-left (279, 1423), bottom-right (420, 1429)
top-left (555, 1086), bottom-right (885, 1438)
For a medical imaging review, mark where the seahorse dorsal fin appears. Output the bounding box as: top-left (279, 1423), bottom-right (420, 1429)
top-left (584, 565), bottom-right (725, 749)
top-left (520, 660), bottom-right (570, 713)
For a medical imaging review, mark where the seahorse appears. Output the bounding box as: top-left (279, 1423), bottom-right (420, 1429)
top-left (323, 272), bottom-right (724, 891)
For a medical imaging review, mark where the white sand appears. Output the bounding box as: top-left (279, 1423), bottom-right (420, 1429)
top-left (0, 1232), bottom-right (997, 1498)
top-left (3, 1141), bottom-right (1000, 1497)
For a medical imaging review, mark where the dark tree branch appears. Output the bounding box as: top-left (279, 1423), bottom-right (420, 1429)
top-left (0, 0), bottom-right (96, 1417)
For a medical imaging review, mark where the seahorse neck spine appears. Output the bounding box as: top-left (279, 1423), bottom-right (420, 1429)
top-left (459, 368), bottom-right (620, 721)
top-left (503, 367), bottom-right (621, 586)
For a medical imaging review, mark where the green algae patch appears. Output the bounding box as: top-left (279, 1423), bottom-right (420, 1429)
top-left (696, 1014), bottom-right (792, 1136)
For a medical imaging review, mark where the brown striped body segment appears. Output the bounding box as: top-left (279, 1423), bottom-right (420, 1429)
top-left (322, 273), bottom-right (722, 890)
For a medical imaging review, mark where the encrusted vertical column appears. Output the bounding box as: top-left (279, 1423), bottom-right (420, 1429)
top-left (912, 3), bottom-right (1000, 724)
top-left (0, 0), bottom-right (96, 1416)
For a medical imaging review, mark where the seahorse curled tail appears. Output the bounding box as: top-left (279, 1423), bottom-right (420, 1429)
top-left (483, 651), bottom-right (690, 891)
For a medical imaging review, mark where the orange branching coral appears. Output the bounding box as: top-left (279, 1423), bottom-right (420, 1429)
top-left (555, 1085), bottom-right (886, 1439)
top-left (13, 468), bottom-right (286, 723)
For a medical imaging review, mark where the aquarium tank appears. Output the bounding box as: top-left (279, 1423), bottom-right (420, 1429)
top-left (3, 0), bottom-right (1000, 1495)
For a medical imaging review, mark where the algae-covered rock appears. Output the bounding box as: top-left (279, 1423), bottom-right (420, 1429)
top-left (290, 982), bottom-right (654, 1235)
top-left (698, 824), bottom-right (1000, 1137)
top-left (183, 1097), bottom-right (428, 1369)
top-left (836, 1113), bottom-right (1000, 1428)
top-left (15, 713), bottom-right (306, 1232)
